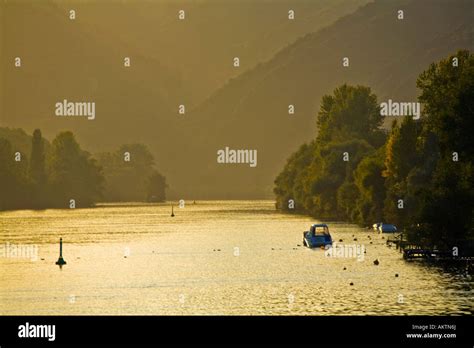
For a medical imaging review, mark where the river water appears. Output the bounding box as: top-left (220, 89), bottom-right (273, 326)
top-left (0, 201), bottom-right (472, 315)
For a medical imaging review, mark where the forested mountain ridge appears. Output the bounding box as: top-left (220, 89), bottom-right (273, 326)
top-left (180, 0), bottom-right (474, 198)
top-left (1, 0), bottom-right (472, 199)
top-left (0, 0), bottom-right (368, 199)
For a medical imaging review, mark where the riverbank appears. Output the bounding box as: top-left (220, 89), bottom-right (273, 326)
top-left (1, 201), bottom-right (472, 315)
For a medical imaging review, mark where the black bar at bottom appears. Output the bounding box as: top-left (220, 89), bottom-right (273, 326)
top-left (1, 316), bottom-right (472, 346)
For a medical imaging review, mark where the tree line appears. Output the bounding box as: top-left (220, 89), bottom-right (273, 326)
top-left (274, 50), bottom-right (473, 248)
top-left (0, 130), bottom-right (167, 210)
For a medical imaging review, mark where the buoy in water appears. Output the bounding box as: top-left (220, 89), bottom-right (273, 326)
top-left (171, 205), bottom-right (175, 217)
top-left (55, 238), bottom-right (67, 266)
top-left (373, 259), bottom-right (379, 265)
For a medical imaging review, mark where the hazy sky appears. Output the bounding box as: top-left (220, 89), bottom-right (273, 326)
top-left (1, 0), bottom-right (472, 198)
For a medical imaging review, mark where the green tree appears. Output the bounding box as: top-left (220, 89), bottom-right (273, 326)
top-left (0, 138), bottom-right (29, 210)
top-left (417, 50), bottom-right (474, 158)
top-left (353, 148), bottom-right (386, 225)
top-left (146, 170), bottom-right (167, 202)
top-left (274, 51), bottom-right (474, 251)
top-left (48, 131), bottom-right (103, 208)
top-left (274, 84), bottom-right (386, 220)
top-left (383, 118), bottom-right (419, 180)
top-left (274, 142), bottom-right (315, 211)
top-left (29, 129), bottom-right (47, 208)
top-left (336, 181), bottom-right (358, 221)
top-left (382, 117), bottom-right (420, 228)
top-left (29, 129), bottom-right (46, 184)
top-left (305, 139), bottom-right (373, 218)
top-left (316, 84), bottom-right (384, 147)
top-left (408, 50), bottom-right (474, 247)
top-left (97, 143), bottom-right (167, 202)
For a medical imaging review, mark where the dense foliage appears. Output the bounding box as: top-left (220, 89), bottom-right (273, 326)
top-left (274, 50), bottom-right (474, 248)
top-left (97, 144), bottom-right (167, 203)
top-left (0, 130), bottom-right (167, 210)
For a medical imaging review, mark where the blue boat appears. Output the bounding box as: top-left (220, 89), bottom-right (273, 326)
top-left (378, 223), bottom-right (398, 233)
top-left (303, 224), bottom-right (333, 248)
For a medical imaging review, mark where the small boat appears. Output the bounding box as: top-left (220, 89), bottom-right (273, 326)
top-left (303, 224), bottom-right (333, 248)
top-left (378, 223), bottom-right (397, 233)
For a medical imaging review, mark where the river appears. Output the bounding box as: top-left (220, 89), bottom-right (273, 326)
top-left (0, 201), bottom-right (472, 315)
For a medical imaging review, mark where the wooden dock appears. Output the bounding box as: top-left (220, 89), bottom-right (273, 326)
top-left (386, 233), bottom-right (474, 262)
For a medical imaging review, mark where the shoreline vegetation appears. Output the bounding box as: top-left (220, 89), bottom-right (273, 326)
top-left (0, 130), bottom-right (167, 210)
top-left (274, 50), bottom-right (473, 253)
top-left (1, 51), bottom-right (472, 256)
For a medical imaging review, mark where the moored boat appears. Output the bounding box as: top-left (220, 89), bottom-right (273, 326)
top-left (303, 224), bottom-right (333, 248)
top-left (378, 223), bottom-right (397, 233)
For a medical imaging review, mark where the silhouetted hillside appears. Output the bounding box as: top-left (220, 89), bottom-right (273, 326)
top-left (1, 0), bottom-right (472, 199)
top-left (1, 1), bottom-right (182, 150)
top-left (1, 0), bottom-right (368, 199)
top-left (180, 0), bottom-right (474, 198)
top-left (64, 0), bottom-right (367, 106)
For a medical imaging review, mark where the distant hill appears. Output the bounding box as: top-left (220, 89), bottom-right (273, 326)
top-left (0, 1), bottom-right (183, 151)
top-left (1, 0), bottom-right (472, 199)
top-left (0, 0), bottom-right (368, 199)
top-left (0, 3), bottom-right (4, 123)
top-left (178, 0), bottom-right (474, 198)
top-left (62, 0), bottom-right (368, 106)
